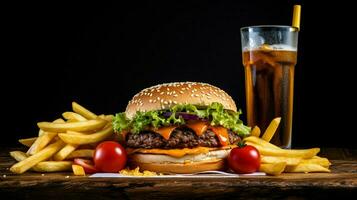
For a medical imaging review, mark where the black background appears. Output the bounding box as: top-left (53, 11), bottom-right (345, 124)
top-left (2, 0), bottom-right (356, 148)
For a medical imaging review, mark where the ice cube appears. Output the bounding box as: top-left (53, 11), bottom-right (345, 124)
top-left (248, 32), bottom-right (265, 49)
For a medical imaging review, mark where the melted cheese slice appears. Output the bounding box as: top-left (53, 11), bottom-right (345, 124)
top-left (150, 126), bottom-right (177, 140)
top-left (127, 145), bottom-right (236, 158)
top-left (132, 122), bottom-right (231, 147)
top-left (129, 147), bottom-right (210, 158)
top-left (210, 126), bottom-right (229, 146)
top-left (186, 121), bottom-right (208, 136)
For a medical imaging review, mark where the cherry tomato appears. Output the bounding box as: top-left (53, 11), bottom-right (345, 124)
top-left (94, 141), bottom-right (127, 172)
top-left (228, 144), bottom-right (260, 174)
top-left (73, 158), bottom-right (98, 174)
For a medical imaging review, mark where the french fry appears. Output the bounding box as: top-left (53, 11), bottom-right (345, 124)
top-left (65, 129), bottom-right (95, 135)
top-left (250, 126), bottom-right (261, 137)
top-left (10, 140), bottom-right (65, 174)
top-left (53, 129), bottom-right (88, 160)
top-left (244, 136), bottom-right (280, 150)
top-left (38, 129), bottom-right (45, 137)
top-left (261, 156), bottom-right (302, 166)
top-left (33, 161), bottom-right (72, 172)
top-left (72, 164), bottom-right (86, 176)
top-left (27, 132), bottom-right (58, 155)
top-left (10, 151), bottom-right (72, 172)
top-left (66, 130), bottom-right (88, 135)
top-left (72, 102), bottom-right (97, 120)
top-left (37, 119), bottom-right (107, 132)
top-left (285, 163), bottom-right (330, 173)
top-left (58, 125), bottom-right (113, 145)
top-left (18, 137), bottom-right (37, 147)
top-left (39, 118), bottom-right (65, 136)
top-left (104, 115), bottom-right (114, 122)
top-left (66, 119), bottom-right (77, 123)
top-left (259, 162), bottom-right (286, 176)
top-left (10, 151), bottom-right (29, 161)
top-left (66, 149), bottom-right (94, 159)
top-left (261, 117), bottom-right (281, 142)
top-left (300, 156), bottom-right (331, 168)
top-left (62, 112), bottom-right (87, 122)
top-left (53, 118), bottom-right (66, 123)
top-left (53, 144), bottom-right (79, 161)
top-left (247, 142), bottom-right (320, 159)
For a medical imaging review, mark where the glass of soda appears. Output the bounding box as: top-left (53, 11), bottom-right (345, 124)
top-left (241, 26), bottom-right (298, 148)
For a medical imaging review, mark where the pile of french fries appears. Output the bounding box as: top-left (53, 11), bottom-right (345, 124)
top-left (10, 102), bottom-right (114, 175)
top-left (246, 117), bottom-right (331, 175)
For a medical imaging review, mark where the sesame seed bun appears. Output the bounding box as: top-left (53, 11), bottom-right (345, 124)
top-left (125, 82), bottom-right (237, 119)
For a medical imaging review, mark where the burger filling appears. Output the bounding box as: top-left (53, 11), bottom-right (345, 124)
top-left (126, 128), bottom-right (241, 149)
top-left (114, 102), bottom-right (250, 149)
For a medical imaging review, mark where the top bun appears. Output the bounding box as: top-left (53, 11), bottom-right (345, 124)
top-left (125, 82), bottom-right (237, 119)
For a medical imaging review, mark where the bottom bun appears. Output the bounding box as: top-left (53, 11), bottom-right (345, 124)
top-left (129, 159), bottom-right (227, 174)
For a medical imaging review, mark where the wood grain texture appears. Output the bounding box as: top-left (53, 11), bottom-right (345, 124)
top-left (1, 148), bottom-right (357, 199)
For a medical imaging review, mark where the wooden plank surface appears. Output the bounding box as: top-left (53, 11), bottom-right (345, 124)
top-left (1, 148), bottom-right (357, 199)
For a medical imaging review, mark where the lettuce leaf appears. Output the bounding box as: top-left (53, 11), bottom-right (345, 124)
top-left (113, 102), bottom-right (250, 136)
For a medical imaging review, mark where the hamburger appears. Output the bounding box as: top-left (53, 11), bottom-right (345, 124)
top-left (113, 82), bottom-right (250, 173)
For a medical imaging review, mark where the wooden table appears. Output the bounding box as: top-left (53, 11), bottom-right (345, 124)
top-left (1, 148), bottom-right (356, 199)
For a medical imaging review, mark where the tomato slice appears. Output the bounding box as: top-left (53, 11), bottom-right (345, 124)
top-left (73, 158), bottom-right (98, 174)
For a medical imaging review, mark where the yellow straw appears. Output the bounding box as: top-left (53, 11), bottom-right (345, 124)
top-left (292, 5), bottom-right (301, 31)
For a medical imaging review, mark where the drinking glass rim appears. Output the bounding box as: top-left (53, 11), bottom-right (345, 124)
top-left (240, 25), bottom-right (298, 32)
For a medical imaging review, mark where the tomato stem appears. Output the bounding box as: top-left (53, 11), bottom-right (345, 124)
top-left (237, 140), bottom-right (246, 148)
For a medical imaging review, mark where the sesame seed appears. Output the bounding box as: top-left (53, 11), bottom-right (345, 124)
top-left (179, 91), bottom-right (184, 94)
top-left (149, 99), bottom-right (153, 103)
top-left (161, 105), bottom-right (165, 109)
top-left (157, 97), bottom-right (160, 100)
top-left (65, 176), bottom-right (69, 178)
top-left (161, 99), bottom-right (164, 103)
top-left (194, 94), bottom-right (199, 97)
top-left (173, 94), bottom-right (178, 97)
top-left (173, 101), bottom-right (177, 104)
top-left (167, 88), bottom-right (170, 91)
top-left (2, 175), bottom-right (6, 178)
top-left (160, 92), bottom-right (164, 95)
top-left (169, 100), bottom-right (172, 104)
top-left (191, 94), bottom-right (194, 97)
top-left (41, 174), bottom-right (45, 176)
top-left (164, 101), bottom-right (168, 104)
top-left (153, 100), bottom-right (157, 103)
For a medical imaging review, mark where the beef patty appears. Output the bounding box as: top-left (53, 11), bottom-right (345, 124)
top-left (126, 127), bottom-right (241, 149)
